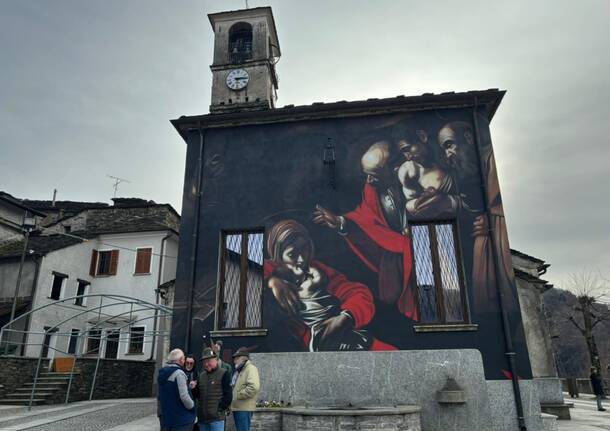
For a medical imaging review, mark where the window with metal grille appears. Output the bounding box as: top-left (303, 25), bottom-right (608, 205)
top-left (410, 221), bottom-right (468, 324)
top-left (128, 326), bottom-right (145, 354)
top-left (86, 328), bottom-right (101, 354)
top-left (218, 230), bottom-right (264, 330)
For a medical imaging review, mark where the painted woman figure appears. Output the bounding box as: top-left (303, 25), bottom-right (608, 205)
top-left (264, 219), bottom-right (396, 351)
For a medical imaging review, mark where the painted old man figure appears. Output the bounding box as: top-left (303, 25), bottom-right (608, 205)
top-left (314, 140), bottom-right (418, 321)
top-left (265, 219), bottom-right (396, 351)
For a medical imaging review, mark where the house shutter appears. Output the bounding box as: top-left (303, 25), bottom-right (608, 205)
top-left (89, 250), bottom-right (98, 276)
top-left (109, 250), bottom-right (119, 275)
top-left (135, 248), bottom-right (152, 274)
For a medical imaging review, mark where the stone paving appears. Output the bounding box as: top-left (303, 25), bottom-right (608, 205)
top-left (558, 395), bottom-right (610, 431)
top-left (0, 399), bottom-right (155, 431)
top-left (0, 395), bottom-right (608, 430)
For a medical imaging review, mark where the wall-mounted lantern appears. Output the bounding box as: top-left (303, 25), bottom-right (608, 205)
top-left (323, 138), bottom-right (336, 189)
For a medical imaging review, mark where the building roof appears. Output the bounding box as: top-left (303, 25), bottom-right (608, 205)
top-left (171, 89), bottom-right (505, 140)
top-left (510, 248), bottom-right (546, 264)
top-left (80, 204), bottom-right (180, 236)
top-left (21, 200), bottom-right (109, 212)
top-left (0, 234), bottom-right (82, 259)
top-left (513, 267), bottom-right (553, 291)
top-left (0, 191), bottom-right (46, 217)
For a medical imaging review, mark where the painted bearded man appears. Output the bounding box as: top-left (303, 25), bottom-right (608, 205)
top-left (438, 121), bottom-right (515, 310)
top-left (264, 219), bottom-right (396, 351)
top-left (313, 141), bottom-right (418, 321)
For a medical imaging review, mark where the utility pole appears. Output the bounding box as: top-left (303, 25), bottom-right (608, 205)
top-left (5, 213), bottom-right (36, 355)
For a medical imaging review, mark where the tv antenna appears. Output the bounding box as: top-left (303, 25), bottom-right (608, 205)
top-left (106, 175), bottom-right (131, 198)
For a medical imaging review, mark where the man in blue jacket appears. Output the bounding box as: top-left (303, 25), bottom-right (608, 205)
top-left (158, 348), bottom-right (197, 431)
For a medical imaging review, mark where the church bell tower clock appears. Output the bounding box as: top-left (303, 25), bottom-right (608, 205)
top-left (208, 7), bottom-right (281, 114)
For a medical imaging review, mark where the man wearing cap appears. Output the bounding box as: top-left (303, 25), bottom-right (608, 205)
top-left (192, 347), bottom-right (233, 431)
top-left (212, 340), bottom-right (233, 375)
top-left (231, 347), bottom-right (261, 431)
top-left (157, 348), bottom-right (196, 431)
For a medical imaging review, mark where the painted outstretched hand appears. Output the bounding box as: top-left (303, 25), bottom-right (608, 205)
top-left (313, 205), bottom-right (341, 230)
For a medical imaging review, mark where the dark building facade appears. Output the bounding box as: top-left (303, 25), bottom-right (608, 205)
top-left (170, 91), bottom-right (533, 380)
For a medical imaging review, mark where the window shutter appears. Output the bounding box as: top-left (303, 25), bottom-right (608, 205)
top-left (89, 250), bottom-right (98, 276)
top-left (135, 248), bottom-right (152, 274)
top-left (109, 250), bottom-right (119, 275)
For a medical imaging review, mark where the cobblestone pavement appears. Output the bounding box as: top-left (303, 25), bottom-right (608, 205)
top-left (558, 395), bottom-right (610, 431)
top-left (0, 398), bottom-right (156, 431)
top-left (1, 395), bottom-right (609, 430)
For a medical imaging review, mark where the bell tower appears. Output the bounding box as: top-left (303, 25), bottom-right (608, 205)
top-left (208, 7), bottom-right (281, 114)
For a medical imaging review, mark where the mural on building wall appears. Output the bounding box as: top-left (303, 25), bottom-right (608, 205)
top-left (173, 107), bottom-right (531, 379)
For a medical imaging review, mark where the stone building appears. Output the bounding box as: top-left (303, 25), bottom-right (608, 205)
top-left (0, 197), bottom-right (179, 364)
top-left (512, 249), bottom-right (570, 419)
top-left (169, 6), bottom-right (557, 431)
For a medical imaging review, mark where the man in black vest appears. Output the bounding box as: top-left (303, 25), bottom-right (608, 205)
top-left (192, 347), bottom-right (232, 431)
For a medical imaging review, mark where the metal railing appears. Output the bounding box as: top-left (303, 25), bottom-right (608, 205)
top-left (0, 294), bottom-right (172, 410)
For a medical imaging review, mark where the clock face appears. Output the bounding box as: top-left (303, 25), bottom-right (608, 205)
top-left (226, 69), bottom-right (249, 90)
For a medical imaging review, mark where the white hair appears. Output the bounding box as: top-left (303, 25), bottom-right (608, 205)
top-left (167, 348), bottom-right (185, 364)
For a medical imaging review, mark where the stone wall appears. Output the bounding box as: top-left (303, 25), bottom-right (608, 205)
top-left (0, 356), bottom-right (43, 398)
top-left (245, 407), bottom-right (422, 431)
top-left (250, 350), bottom-right (544, 431)
top-left (486, 380), bottom-right (543, 431)
top-left (66, 357), bottom-right (155, 402)
top-left (0, 356), bottom-right (154, 402)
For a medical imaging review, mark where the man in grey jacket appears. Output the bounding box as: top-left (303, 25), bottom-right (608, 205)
top-left (158, 349), bottom-right (197, 431)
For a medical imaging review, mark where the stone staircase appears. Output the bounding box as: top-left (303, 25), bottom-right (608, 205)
top-left (0, 372), bottom-right (77, 405)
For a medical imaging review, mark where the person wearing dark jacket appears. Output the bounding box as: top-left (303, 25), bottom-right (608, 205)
top-left (590, 367), bottom-right (607, 411)
top-left (192, 347), bottom-right (233, 431)
top-left (158, 348), bottom-right (197, 431)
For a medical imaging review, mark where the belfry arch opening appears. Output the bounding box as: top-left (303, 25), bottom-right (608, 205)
top-left (229, 22), bottom-right (253, 63)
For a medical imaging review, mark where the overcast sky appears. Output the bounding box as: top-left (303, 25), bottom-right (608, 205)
top-left (1, 0), bottom-right (609, 289)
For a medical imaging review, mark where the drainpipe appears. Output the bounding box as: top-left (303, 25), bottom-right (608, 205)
top-left (149, 233), bottom-right (172, 361)
top-left (184, 124), bottom-right (205, 353)
top-left (471, 97), bottom-right (527, 430)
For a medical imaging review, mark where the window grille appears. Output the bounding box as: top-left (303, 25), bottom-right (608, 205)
top-left (86, 328), bottom-right (101, 354)
top-left (128, 326), bottom-right (145, 354)
top-left (410, 221), bottom-right (468, 324)
top-left (218, 230), bottom-right (264, 330)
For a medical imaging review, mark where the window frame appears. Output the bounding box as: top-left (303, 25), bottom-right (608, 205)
top-left (74, 279), bottom-right (90, 306)
top-left (67, 328), bottom-right (80, 354)
top-left (215, 228), bottom-right (265, 332)
top-left (127, 326), bottom-right (145, 355)
top-left (409, 220), bottom-right (470, 325)
top-left (49, 272), bottom-right (67, 300)
top-left (86, 328), bottom-right (101, 355)
top-left (93, 249), bottom-right (119, 276)
top-left (133, 247), bottom-right (153, 275)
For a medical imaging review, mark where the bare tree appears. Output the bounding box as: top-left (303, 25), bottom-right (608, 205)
top-left (562, 269), bottom-right (610, 373)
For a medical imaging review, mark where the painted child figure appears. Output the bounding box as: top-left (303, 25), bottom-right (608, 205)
top-left (265, 219), bottom-right (396, 352)
top-left (395, 130), bottom-right (457, 218)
